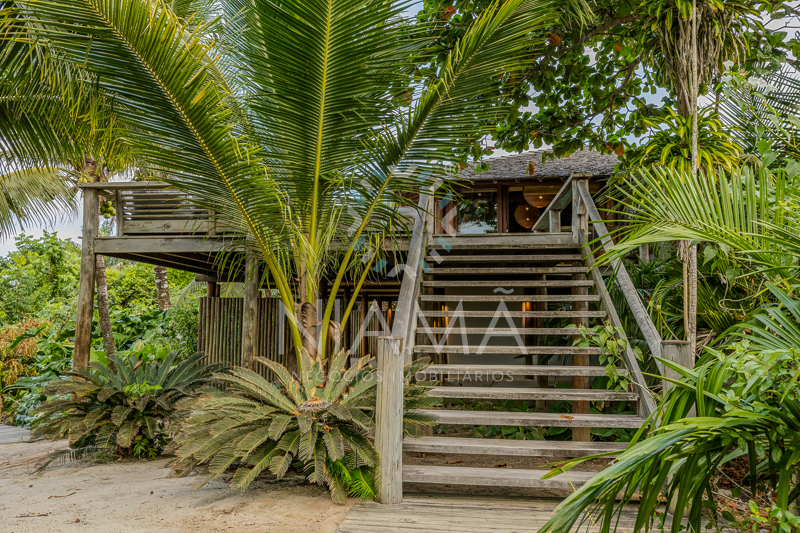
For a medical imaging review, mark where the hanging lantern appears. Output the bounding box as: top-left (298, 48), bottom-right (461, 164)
top-left (514, 204), bottom-right (538, 229)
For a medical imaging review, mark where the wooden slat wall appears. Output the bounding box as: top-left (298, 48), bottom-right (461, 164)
top-left (198, 296), bottom-right (288, 379)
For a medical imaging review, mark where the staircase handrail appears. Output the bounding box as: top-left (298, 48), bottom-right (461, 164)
top-left (392, 192), bottom-right (432, 365)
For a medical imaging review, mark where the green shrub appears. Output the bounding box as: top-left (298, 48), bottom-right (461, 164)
top-left (32, 352), bottom-right (219, 458)
top-left (171, 350), bottom-right (438, 503)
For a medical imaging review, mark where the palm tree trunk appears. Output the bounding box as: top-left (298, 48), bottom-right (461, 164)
top-left (686, 0), bottom-right (699, 352)
top-left (154, 265), bottom-right (171, 310)
top-left (95, 254), bottom-right (117, 358)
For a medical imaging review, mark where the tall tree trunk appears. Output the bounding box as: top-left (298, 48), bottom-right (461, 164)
top-left (95, 254), bottom-right (117, 358)
top-left (686, 0), bottom-right (699, 352)
top-left (154, 265), bottom-right (171, 310)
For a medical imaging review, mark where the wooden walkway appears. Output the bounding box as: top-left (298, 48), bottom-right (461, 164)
top-left (0, 424), bottom-right (31, 444)
top-left (336, 494), bottom-right (643, 533)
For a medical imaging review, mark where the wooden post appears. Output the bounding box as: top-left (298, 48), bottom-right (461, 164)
top-left (74, 188), bottom-right (99, 369)
top-left (241, 254), bottom-right (260, 370)
top-left (639, 244), bottom-right (650, 264)
top-left (571, 177), bottom-right (591, 441)
top-left (661, 340), bottom-right (695, 417)
top-left (548, 210), bottom-right (560, 233)
top-left (375, 336), bottom-right (404, 504)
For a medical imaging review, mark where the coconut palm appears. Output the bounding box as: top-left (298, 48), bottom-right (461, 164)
top-left (1, 0), bottom-right (591, 369)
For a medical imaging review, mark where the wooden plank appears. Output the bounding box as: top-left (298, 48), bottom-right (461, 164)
top-left (402, 465), bottom-right (597, 488)
top-left (430, 267), bottom-right (587, 274)
top-left (416, 409), bottom-right (644, 428)
top-left (402, 436), bottom-right (627, 457)
top-left (420, 294), bottom-right (600, 303)
top-left (427, 386), bottom-right (638, 401)
top-left (425, 254), bottom-right (581, 262)
top-left (94, 237), bottom-right (239, 254)
top-left (422, 327), bottom-right (578, 335)
top-left (375, 337), bottom-right (405, 504)
top-left (662, 340), bottom-right (695, 417)
top-left (419, 310), bottom-right (606, 318)
top-left (418, 364), bottom-right (624, 377)
top-left (423, 279), bottom-right (594, 288)
top-left (78, 181), bottom-right (172, 190)
top-left (413, 345), bottom-right (601, 355)
top-left (74, 188), bottom-right (99, 369)
top-left (429, 234), bottom-right (575, 249)
top-left (124, 219), bottom-right (211, 234)
top-left (390, 193), bottom-right (430, 365)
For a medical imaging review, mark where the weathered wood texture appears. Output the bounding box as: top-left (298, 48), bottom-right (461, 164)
top-left (197, 296), bottom-right (288, 377)
top-left (419, 409), bottom-right (644, 428)
top-left (661, 340), bottom-right (695, 417)
top-left (403, 436), bottom-right (627, 457)
top-left (336, 494), bottom-right (646, 533)
top-left (375, 337), bottom-right (404, 504)
top-left (392, 193), bottom-right (430, 365)
top-left (75, 187), bottom-right (99, 369)
top-left (419, 364), bottom-right (626, 377)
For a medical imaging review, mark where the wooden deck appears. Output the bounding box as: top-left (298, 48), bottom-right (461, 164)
top-left (0, 425), bottom-right (31, 444)
top-left (336, 494), bottom-right (644, 533)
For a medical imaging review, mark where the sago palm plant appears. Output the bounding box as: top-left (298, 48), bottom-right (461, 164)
top-left (171, 351), bottom-right (438, 503)
top-left (33, 351), bottom-right (220, 458)
top-left (1, 0), bottom-right (591, 368)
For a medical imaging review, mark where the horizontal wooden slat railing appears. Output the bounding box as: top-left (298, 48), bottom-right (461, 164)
top-left (79, 181), bottom-right (417, 240)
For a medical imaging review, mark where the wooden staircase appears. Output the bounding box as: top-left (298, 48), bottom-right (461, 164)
top-left (376, 177), bottom-right (659, 502)
top-left (400, 243), bottom-right (646, 491)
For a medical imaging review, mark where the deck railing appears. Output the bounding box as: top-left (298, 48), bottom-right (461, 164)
top-left (537, 176), bottom-right (661, 419)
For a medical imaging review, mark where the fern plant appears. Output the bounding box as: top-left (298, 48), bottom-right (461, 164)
top-left (32, 351), bottom-right (219, 458)
top-left (171, 349), bottom-right (438, 503)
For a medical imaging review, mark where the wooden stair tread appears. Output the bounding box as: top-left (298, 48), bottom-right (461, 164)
top-left (423, 280), bottom-right (594, 288)
top-left (429, 386), bottom-right (638, 401)
top-left (419, 364), bottom-right (625, 377)
top-left (431, 267), bottom-right (587, 275)
top-left (420, 327), bottom-right (579, 335)
top-left (425, 254), bottom-right (582, 262)
top-left (402, 465), bottom-right (597, 489)
top-left (419, 310), bottom-right (606, 318)
top-left (415, 409), bottom-right (645, 428)
top-left (403, 436), bottom-right (628, 457)
top-left (420, 294), bottom-right (600, 302)
top-left (413, 345), bottom-right (601, 355)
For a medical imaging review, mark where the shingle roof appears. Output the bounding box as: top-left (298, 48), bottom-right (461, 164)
top-left (459, 147), bottom-right (620, 181)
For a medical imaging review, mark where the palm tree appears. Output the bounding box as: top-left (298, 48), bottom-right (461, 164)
top-left (0, 32), bottom-right (133, 362)
top-left (4, 0), bottom-right (591, 370)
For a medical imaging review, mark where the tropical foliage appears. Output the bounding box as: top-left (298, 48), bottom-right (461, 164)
top-left (171, 351), bottom-right (438, 503)
top-left (32, 352), bottom-right (219, 458)
top-left (541, 339), bottom-right (800, 533)
top-left (0, 0), bottom-right (593, 367)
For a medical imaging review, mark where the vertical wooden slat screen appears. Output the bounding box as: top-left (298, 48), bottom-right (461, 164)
top-left (197, 296), bottom-right (289, 380)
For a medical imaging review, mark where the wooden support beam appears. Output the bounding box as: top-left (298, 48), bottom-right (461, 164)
top-left (661, 340), bottom-right (695, 417)
top-left (74, 188), bottom-right (99, 369)
top-left (571, 179), bottom-right (591, 441)
top-left (375, 336), bottom-right (404, 504)
top-left (639, 243), bottom-right (650, 264)
top-left (548, 210), bottom-right (561, 233)
top-left (241, 254), bottom-right (260, 370)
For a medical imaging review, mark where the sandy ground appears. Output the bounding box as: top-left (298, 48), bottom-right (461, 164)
top-left (0, 439), bottom-right (353, 533)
